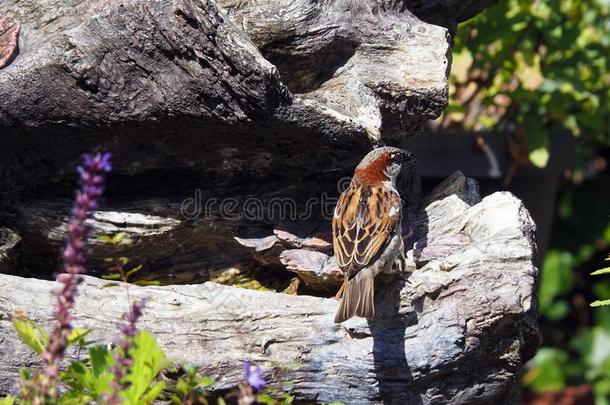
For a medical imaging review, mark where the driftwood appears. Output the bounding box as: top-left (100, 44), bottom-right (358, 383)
top-left (0, 0), bottom-right (539, 403)
top-left (0, 0), bottom-right (463, 284)
top-left (0, 173), bottom-right (539, 403)
top-left (235, 171), bottom-right (483, 293)
top-left (0, 0), bottom-right (496, 194)
top-left (0, 0), bottom-right (494, 282)
top-left (0, 14), bottom-right (19, 69)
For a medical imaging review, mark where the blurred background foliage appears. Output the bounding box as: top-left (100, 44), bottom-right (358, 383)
top-left (444, 0), bottom-right (610, 403)
top-left (444, 0), bottom-right (609, 168)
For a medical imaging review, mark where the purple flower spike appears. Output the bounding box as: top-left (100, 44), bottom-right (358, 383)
top-left (243, 361), bottom-right (267, 391)
top-left (37, 152), bottom-right (112, 399)
top-left (105, 300), bottom-right (146, 405)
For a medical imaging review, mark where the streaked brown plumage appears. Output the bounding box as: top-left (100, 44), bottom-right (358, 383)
top-left (333, 147), bottom-right (408, 323)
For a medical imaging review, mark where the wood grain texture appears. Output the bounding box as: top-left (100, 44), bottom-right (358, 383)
top-left (0, 183), bottom-right (539, 404)
top-left (0, 0), bottom-right (493, 194)
top-left (0, 14), bottom-right (19, 69)
top-left (0, 1), bottom-right (533, 402)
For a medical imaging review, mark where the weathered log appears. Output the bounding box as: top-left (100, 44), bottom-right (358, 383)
top-left (0, 190), bottom-right (538, 403)
top-left (0, 14), bottom-right (19, 69)
top-left (1, 197), bottom-right (294, 288)
top-left (0, 0), bottom-right (533, 402)
top-left (0, 0), bottom-right (494, 195)
top-left (0, 0), bottom-right (494, 283)
top-left (234, 171), bottom-right (481, 293)
top-left (217, 0), bottom-right (450, 137)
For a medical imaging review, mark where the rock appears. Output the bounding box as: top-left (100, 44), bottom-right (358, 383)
top-left (279, 249), bottom-right (343, 292)
top-left (273, 220), bottom-right (332, 252)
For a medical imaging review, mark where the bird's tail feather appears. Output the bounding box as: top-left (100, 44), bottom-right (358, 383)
top-left (334, 268), bottom-right (375, 323)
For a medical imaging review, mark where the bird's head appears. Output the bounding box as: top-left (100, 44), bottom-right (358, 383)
top-left (352, 146), bottom-right (412, 186)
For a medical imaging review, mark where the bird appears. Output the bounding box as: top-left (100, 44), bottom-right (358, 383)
top-left (333, 146), bottom-right (409, 323)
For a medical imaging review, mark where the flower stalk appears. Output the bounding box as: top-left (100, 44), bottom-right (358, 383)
top-left (105, 299), bottom-right (146, 404)
top-left (37, 153), bottom-right (112, 399)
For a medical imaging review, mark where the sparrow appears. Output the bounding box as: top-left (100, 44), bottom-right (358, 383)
top-left (333, 146), bottom-right (409, 323)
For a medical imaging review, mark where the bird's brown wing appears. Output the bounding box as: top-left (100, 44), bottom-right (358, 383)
top-left (332, 184), bottom-right (401, 279)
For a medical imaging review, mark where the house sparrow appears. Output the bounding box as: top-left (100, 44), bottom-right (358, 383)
top-left (333, 146), bottom-right (409, 323)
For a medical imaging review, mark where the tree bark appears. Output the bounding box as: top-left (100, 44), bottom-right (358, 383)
top-left (0, 1), bottom-right (535, 403)
top-left (0, 0), bottom-right (494, 194)
top-left (0, 0), bottom-right (494, 283)
top-left (0, 179), bottom-right (538, 404)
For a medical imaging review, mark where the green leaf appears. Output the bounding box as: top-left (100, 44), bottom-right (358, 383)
top-left (13, 317), bottom-right (48, 355)
top-left (217, 398), bottom-right (227, 405)
top-left (592, 300), bottom-right (610, 307)
top-left (102, 273), bottom-right (122, 280)
top-left (545, 299), bottom-right (570, 320)
top-left (529, 147), bottom-right (550, 168)
top-left (592, 267), bottom-right (610, 276)
top-left (523, 348), bottom-right (568, 391)
top-left (59, 390), bottom-right (95, 405)
top-left (102, 282), bottom-right (120, 288)
top-left (539, 250), bottom-right (575, 317)
top-left (126, 264), bottom-right (144, 277)
top-left (89, 346), bottom-right (111, 376)
top-left (257, 393), bottom-right (275, 405)
top-left (20, 368), bottom-right (32, 381)
top-left (115, 232), bottom-right (134, 246)
top-left (0, 396), bottom-right (16, 405)
top-left (134, 280), bottom-right (161, 286)
top-left (67, 328), bottom-right (92, 348)
top-left (112, 232), bottom-right (129, 244)
top-left (60, 346), bottom-right (114, 401)
top-left (121, 331), bottom-right (166, 404)
top-left (140, 382), bottom-right (165, 404)
top-left (589, 327), bottom-right (610, 370)
top-left (198, 376), bottom-right (215, 387)
top-left (281, 393), bottom-right (295, 404)
top-left (97, 235), bottom-right (114, 244)
top-left (175, 378), bottom-right (189, 395)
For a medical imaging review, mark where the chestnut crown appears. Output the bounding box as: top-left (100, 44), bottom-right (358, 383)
top-left (353, 146), bottom-right (411, 186)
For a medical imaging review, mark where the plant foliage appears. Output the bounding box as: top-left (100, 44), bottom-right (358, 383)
top-left (444, 0), bottom-right (610, 167)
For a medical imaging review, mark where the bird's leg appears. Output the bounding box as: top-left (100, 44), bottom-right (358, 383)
top-left (395, 236), bottom-right (410, 273)
top-left (335, 281), bottom-right (346, 299)
top-left (394, 253), bottom-right (408, 273)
